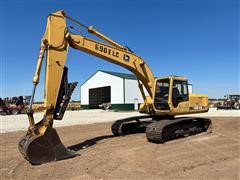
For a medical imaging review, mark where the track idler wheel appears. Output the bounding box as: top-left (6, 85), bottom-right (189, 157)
top-left (18, 127), bottom-right (77, 165)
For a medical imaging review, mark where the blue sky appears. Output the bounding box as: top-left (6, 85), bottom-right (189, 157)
top-left (1, 0), bottom-right (239, 100)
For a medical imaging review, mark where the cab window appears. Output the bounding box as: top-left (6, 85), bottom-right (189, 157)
top-left (172, 80), bottom-right (189, 107)
top-left (154, 79), bottom-right (170, 110)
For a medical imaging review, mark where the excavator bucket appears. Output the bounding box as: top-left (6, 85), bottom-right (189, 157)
top-left (18, 127), bottom-right (77, 165)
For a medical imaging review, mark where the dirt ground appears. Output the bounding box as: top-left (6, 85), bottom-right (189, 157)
top-left (0, 117), bottom-right (239, 180)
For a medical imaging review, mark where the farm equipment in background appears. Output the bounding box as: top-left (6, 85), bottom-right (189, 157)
top-left (217, 94), bottom-right (240, 110)
top-left (0, 96), bottom-right (31, 115)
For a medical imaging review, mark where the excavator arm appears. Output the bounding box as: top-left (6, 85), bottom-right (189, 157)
top-left (30, 10), bottom-right (156, 129)
top-left (19, 10), bottom-right (156, 164)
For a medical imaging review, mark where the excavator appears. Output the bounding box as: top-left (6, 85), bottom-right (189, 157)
top-left (18, 10), bottom-right (212, 165)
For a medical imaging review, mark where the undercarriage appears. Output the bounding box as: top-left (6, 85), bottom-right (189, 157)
top-left (111, 116), bottom-right (212, 143)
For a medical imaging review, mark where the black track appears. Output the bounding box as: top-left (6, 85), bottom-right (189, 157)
top-left (145, 117), bottom-right (212, 143)
top-left (111, 116), bottom-right (212, 143)
top-left (111, 116), bottom-right (152, 136)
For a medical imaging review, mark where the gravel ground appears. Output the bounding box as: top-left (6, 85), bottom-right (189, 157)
top-left (0, 108), bottom-right (239, 133)
top-left (0, 117), bottom-right (239, 180)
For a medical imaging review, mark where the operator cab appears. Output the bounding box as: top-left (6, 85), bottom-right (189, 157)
top-left (154, 76), bottom-right (189, 110)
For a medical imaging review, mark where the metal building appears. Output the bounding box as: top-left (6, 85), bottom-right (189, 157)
top-left (80, 70), bottom-right (147, 110)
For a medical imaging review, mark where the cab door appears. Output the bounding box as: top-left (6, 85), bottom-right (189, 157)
top-left (171, 79), bottom-right (190, 113)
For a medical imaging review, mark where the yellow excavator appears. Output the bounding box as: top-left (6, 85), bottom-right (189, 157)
top-left (18, 10), bottom-right (212, 165)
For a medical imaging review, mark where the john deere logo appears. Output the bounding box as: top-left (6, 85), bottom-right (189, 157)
top-left (123, 54), bottom-right (130, 62)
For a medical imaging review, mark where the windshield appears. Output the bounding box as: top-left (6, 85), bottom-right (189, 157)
top-left (154, 79), bottom-right (170, 110)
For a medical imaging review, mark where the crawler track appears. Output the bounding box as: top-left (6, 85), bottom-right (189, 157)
top-left (111, 116), bottom-right (152, 136)
top-left (146, 117), bottom-right (212, 143)
top-left (112, 116), bottom-right (212, 143)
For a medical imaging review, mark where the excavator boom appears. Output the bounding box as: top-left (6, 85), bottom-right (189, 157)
top-left (18, 10), bottom-right (156, 164)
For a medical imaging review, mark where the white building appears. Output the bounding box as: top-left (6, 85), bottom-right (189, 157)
top-left (80, 70), bottom-right (147, 110)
